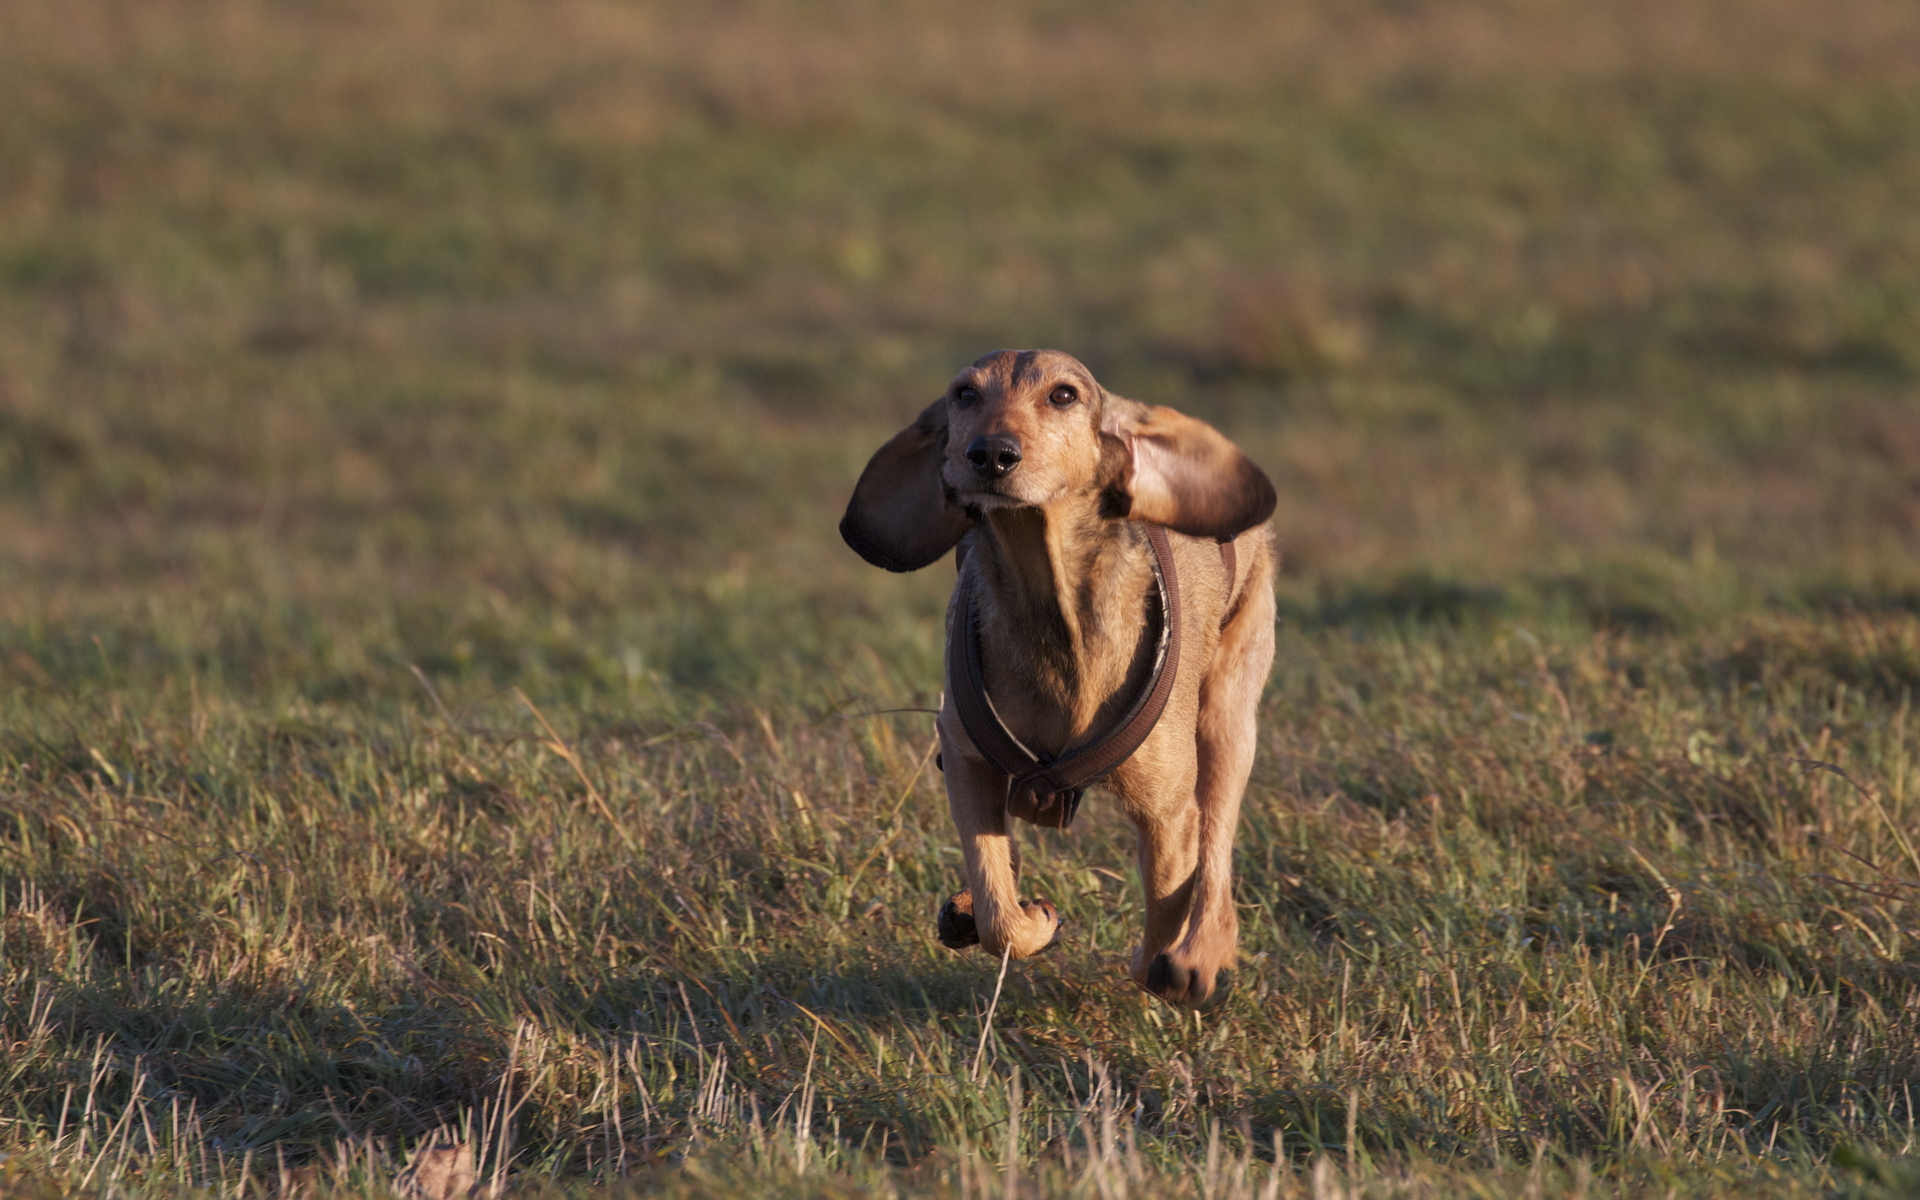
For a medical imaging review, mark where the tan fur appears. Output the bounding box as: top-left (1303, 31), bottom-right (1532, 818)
top-left (842, 349), bottom-right (1276, 1009)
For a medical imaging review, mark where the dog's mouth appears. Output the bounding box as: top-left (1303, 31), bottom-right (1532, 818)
top-left (963, 489), bottom-right (1028, 510)
top-left (946, 469), bottom-right (1024, 506)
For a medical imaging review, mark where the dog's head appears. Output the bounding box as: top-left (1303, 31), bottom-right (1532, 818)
top-left (841, 349), bottom-right (1275, 572)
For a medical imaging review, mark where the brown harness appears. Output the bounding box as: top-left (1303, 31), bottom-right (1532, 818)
top-left (945, 525), bottom-right (1237, 829)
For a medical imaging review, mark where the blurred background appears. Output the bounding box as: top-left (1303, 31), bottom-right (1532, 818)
top-left (3, 0), bottom-right (1918, 713)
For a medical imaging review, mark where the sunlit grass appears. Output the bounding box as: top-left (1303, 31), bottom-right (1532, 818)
top-left (3, 0), bottom-right (1920, 1194)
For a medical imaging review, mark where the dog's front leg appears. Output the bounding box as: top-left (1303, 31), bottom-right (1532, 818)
top-left (935, 718), bottom-right (1063, 957)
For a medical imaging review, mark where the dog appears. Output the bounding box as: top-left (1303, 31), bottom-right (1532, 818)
top-left (840, 349), bottom-right (1276, 1009)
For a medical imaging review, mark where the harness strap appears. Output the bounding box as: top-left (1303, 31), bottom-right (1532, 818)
top-left (947, 524), bottom-right (1183, 829)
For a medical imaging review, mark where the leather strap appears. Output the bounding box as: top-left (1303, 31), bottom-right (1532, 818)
top-left (947, 524), bottom-right (1182, 829)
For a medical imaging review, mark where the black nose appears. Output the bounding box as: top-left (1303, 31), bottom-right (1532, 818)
top-left (966, 435), bottom-right (1022, 479)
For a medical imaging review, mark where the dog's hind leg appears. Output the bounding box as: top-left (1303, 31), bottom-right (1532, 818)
top-left (1139, 564), bottom-right (1276, 1009)
top-left (936, 716), bottom-right (1063, 958)
top-left (1127, 768), bottom-right (1200, 982)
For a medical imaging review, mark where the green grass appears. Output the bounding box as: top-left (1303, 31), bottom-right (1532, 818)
top-left (4, 0), bottom-right (1920, 1195)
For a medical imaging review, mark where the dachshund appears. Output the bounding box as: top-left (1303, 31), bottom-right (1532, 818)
top-left (841, 349), bottom-right (1275, 1009)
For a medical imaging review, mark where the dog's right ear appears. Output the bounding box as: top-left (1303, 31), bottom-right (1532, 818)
top-left (840, 400), bottom-right (973, 572)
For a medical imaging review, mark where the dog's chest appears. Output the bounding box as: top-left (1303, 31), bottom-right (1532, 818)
top-left (971, 597), bottom-right (1158, 760)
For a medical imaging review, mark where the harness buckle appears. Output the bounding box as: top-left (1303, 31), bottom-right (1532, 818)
top-left (1008, 785), bottom-right (1084, 829)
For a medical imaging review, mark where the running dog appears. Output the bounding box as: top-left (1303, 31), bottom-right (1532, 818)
top-left (841, 349), bottom-right (1275, 1009)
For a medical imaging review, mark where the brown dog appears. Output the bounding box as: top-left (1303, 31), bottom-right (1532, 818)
top-left (841, 350), bottom-right (1276, 1009)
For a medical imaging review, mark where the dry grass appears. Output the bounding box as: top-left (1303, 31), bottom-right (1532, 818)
top-left (3, 0), bottom-right (1920, 1195)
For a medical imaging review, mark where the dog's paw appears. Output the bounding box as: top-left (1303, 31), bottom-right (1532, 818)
top-left (937, 888), bottom-right (980, 950)
top-left (1140, 953), bottom-right (1234, 1011)
top-left (937, 890), bottom-right (1064, 954)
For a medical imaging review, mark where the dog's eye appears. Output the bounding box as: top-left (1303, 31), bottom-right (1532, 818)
top-left (1048, 385), bottom-right (1079, 407)
top-left (953, 385), bottom-right (981, 407)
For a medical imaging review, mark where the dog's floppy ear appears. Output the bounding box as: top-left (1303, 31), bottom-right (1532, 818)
top-left (1100, 398), bottom-right (1276, 541)
top-left (840, 400), bottom-right (973, 572)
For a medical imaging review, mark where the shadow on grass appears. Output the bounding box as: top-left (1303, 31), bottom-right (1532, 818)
top-left (1280, 571), bottom-right (1510, 629)
top-left (565, 942), bottom-right (1082, 1036)
top-left (7, 971), bottom-right (503, 1158)
top-left (1281, 569), bottom-right (1684, 634)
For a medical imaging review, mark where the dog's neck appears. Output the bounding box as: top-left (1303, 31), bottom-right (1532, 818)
top-left (964, 499), bottom-right (1159, 745)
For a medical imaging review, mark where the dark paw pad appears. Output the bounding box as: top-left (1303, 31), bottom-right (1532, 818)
top-left (1146, 952), bottom-right (1188, 997)
top-left (937, 889), bottom-right (979, 950)
top-left (1145, 954), bottom-right (1231, 1010)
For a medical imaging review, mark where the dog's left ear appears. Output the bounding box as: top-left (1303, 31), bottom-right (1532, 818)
top-left (1100, 399), bottom-right (1276, 541)
top-left (840, 400), bottom-right (974, 572)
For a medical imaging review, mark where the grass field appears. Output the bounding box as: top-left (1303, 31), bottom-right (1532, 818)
top-left (4, 0), bottom-right (1920, 1194)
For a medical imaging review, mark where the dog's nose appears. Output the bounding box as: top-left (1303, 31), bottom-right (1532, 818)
top-left (966, 435), bottom-right (1022, 479)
